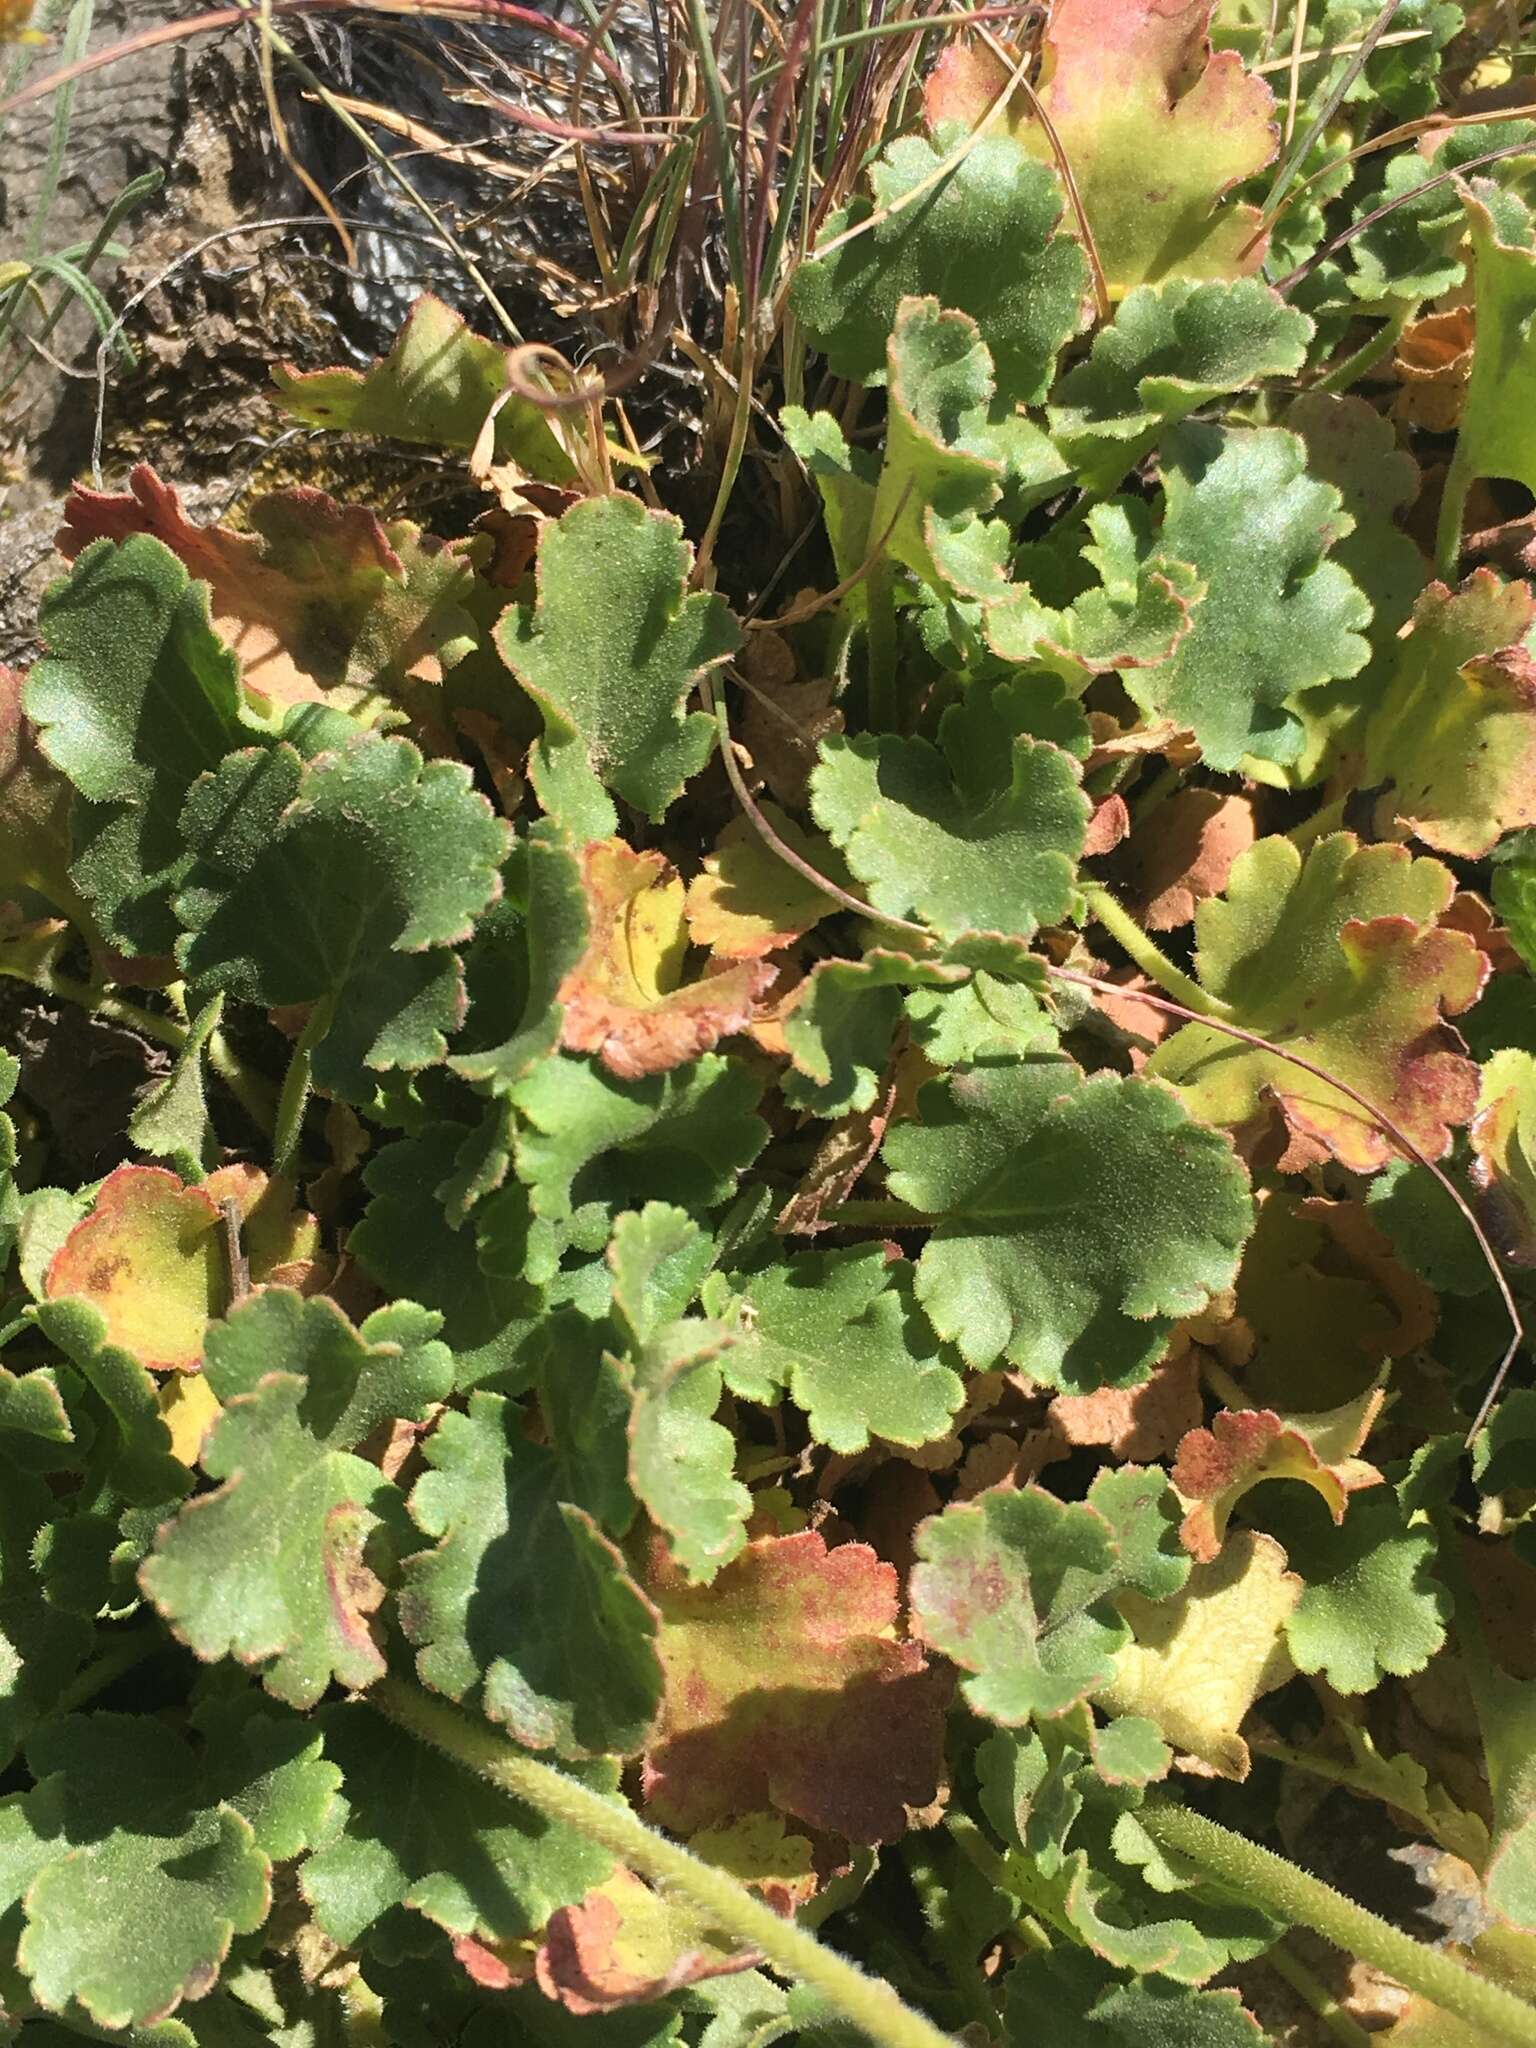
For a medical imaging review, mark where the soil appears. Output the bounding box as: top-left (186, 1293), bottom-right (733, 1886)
top-left (0, 0), bottom-right (681, 652)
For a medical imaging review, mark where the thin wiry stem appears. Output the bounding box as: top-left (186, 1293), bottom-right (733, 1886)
top-left (1048, 964), bottom-right (1523, 1434)
top-left (703, 739), bottom-right (1525, 1430)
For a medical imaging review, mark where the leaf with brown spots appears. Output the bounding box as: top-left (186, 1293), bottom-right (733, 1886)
top-left (58, 466), bottom-right (480, 717)
top-left (1363, 572), bottom-right (1536, 860)
top-left (641, 1530), bottom-right (949, 1845)
top-left (44, 1164), bottom-right (326, 1373)
top-left (909, 1475), bottom-right (1187, 1726)
top-left (688, 1814), bottom-right (820, 1915)
top-left (558, 839), bottom-right (773, 1079)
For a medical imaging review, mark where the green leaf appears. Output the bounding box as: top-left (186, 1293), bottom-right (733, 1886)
top-left (1257, 1485), bottom-right (1449, 1694)
top-left (1273, 392), bottom-right (1426, 789)
top-left (607, 1205), bottom-right (750, 1584)
top-left (452, 823), bottom-right (590, 1094)
top-left (910, 1486), bottom-right (1129, 1722)
top-left (1126, 425), bottom-right (1371, 771)
top-left (782, 952), bottom-right (964, 1117)
top-left (811, 680), bottom-right (1088, 943)
top-left (0, 1471), bottom-right (94, 1771)
top-left (608, 1201), bottom-right (715, 1343)
top-left (1004, 1949), bottom-right (1268, 2044)
top-left (904, 970), bottom-right (1056, 1065)
top-left (883, 1058), bottom-right (1252, 1387)
top-left (1495, 837), bottom-right (1536, 976)
top-left (270, 292), bottom-right (574, 481)
top-left (1346, 153), bottom-right (1467, 303)
top-left (713, 1246), bottom-right (964, 1454)
top-left (350, 1123), bottom-right (542, 1389)
top-left (140, 1290), bottom-right (453, 1707)
top-left (301, 1703), bottom-right (616, 1950)
top-left (911, 1470), bottom-right (1186, 1724)
top-left (31, 1297), bottom-right (189, 1505)
top-left (128, 992), bottom-right (222, 1181)
top-left (1450, 189), bottom-right (1536, 516)
top-left (193, 1684), bottom-right (342, 1863)
top-left (790, 131), bottom-right (1087, 402)
top-left (0, 1713), bottom-right (269, 2030)
top-left (176, 733), bottom-right (509, 1101)
top-left (24, 535), bottom-right (251, 955)
top-left (982, 499), bottom-right (1203, 680)
top-left (511, 1053), bottom-right (768, 1228)
top-left (497, 494), bottom-right (737, 837)
top-left (401, 1388), bottom-right (662, 1753)
top-left (873, 298), bottom-right (1012, 596)
top-left (1049, 279), bottom-right (1312, 492)
top-left (1146, 833), bottom-right (1484, 1173)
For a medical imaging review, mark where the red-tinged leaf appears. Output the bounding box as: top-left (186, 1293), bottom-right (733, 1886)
top-left (1173, 1387), bottom-right (1385, 1563)
top-left (451, 1935), bottom-right (524, 1992)
top-left (1147, 835), bottom-right (1487, 1173)
top-left (1050, 1350), bottom-right (1203, 1462)
top-left (1394, 305), bottom-right (1475, 432)
top-left (558, 839), bottom-right (773, 1079)
top-left (535, 1867), bottom-right (756, 2014)
top-left (641, 1530), bottom-right (949, 1845)
top-left (44, 1164), bottom-right (323, 1372)
top-left (57, 465), bottom-right (477, 716)
top-left (1120, 790), bottom-right (1256, 930)
top-left (1083, 794), bottom-right (1131, 858)
top-left (925, 0), bottom-right (1277, 296)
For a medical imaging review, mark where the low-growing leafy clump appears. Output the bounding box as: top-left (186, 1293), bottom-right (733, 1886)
top-left (9, 2), bottom-right (1536, 2042)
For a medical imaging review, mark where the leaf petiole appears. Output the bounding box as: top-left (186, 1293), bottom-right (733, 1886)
top-left (1140, 1798), bottom-right (1536, 2045)
top-left (1078, 882), bottom-right (1235, 1020)
top-left (373, 1678), bottom-right (958, 2048)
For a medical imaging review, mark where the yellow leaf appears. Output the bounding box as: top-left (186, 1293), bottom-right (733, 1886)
top-left (158, 1371), bottom-right (225, 1467)
top-left (685, 810), bottom-right (840, 960)
top-left (690, 1812), bottom-right (819, 1914)
top-left (1095, 1530), bottom-right (1300, 1779)
top-left (44, 1163), bottom-right (328, 1371)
